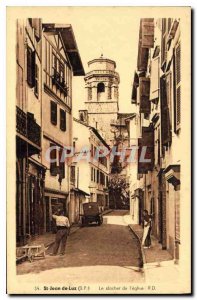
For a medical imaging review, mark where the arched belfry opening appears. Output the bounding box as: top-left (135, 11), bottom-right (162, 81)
top-left (97, 82), bottom-right (105, 93)
top-left (97, 82), bottom-right (105, 101)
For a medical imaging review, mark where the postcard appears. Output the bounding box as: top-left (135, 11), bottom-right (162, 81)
top-left (7, 6), bottom-right (191, 294)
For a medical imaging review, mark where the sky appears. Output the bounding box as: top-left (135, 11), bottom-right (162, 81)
top-left (41, 7), bottom-right (140, 117)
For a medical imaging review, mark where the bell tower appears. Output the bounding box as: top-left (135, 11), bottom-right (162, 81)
top-left (84, 55), bottom-right (120, 145)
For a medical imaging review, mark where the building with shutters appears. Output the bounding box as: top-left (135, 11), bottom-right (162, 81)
top-left (130, 18), bottom-right (181, 263)
top-left (16, 19), bottom-right (46, 246)
top-left (41, 23), bottom-right (84, 232)
top-left (16, 19), bottom-right (85, 245)
top-left (72, 118), bottom-right (110, 219)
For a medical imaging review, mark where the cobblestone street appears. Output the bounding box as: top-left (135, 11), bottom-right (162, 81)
top-left (17, 211), bottom-right (144, 285)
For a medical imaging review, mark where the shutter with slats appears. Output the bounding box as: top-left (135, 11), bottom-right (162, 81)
top-left (138, 127), bottom-right (154, 174)
top-left (50, 144), bottom-right (57, 176)
top-left (27, 46), bottom-right (35, 88)
top-left (160, 76), bottom-right (172, 145)
top-left (59, 147), bottom-right (65, 179)
top-left (60, 109), bottom-right (66, 131)
top-left (139, 77), bottom-right (151, 114)
top-left (141, 18), bottom-right (154, 48)
top-left (137, 46), bottom-right (149, 72)
top-left (174, 43), bottom-right (181, 131)
top-left (32, 18), bottom-right (42, 40)
top-left (150, 56), bottom-right (160, 101)
top-left (131, 72), bottom-right (139, 103)
top-left (50, 101), bottom-right (57, 125)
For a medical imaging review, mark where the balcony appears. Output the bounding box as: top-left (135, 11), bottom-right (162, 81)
top-left (52, 72), bottom-right (68, 98)
top-left (16, 106), bottom-right (41, 148)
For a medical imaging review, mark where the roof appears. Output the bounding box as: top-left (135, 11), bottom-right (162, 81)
top-left (88, 57), bottom-right (116, 68)
top-left (43, 24), bottom-right (85, 76)
top-left (71, 188), bottom-right (90, 196)
top-left (73, 117), bottom-right (110, 150)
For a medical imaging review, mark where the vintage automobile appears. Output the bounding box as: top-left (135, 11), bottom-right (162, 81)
top-left (81, 202), bottom-right (103, 226)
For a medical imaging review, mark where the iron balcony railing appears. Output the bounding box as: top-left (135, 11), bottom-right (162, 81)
top-left (16, 106), bottom-right (41, 147)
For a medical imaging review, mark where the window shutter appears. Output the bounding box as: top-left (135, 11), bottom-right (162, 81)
top-left (50, 144), bottom-right (57, 176)
top-left (131, 72), bottom-right (139, 103)
top-left (91, 167), bottom-right (93, 181)
top-left (174, 43), bottom-right (181, 132)
top-left (27, 46), bottom-right (35, 88)
top-left (137, 47), bottom-right (149, 72)
top-left (139, 77), bottom-right (151, 114)
top-left (160, 76), bottom-right (172, 145)
top-left (60, 109), bottom-right (66, 131)
top-left (32, 18), bottom-right (42, 40)
top-left (70, 166), bottom-right (76, 185)
top-left (141, 19), bottom-right (154, 48)
top-left (97, 170), bottom-right (99, 183)
top-left (34, 64), bottom-right (39, 97)
top-left (138, 127), bottom-right (154, 174)
top-left (59, 147), bottom-right (65, 179)
top-left (50, 101), bottom-right (57, 125)
top-left (150, 56), bottom-right (160, 101)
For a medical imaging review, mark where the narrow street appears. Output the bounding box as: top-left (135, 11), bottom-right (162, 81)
top-left (17, 211), bottom-right (144, 285)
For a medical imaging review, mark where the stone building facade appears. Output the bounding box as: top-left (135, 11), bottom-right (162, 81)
top-left (16, 19), bottom-right (84, 245)
top-left (130, 18), bottom-right (181, 263)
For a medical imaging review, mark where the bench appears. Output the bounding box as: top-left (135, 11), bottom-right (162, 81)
top-left (21, 244), bottom-right (46, 262)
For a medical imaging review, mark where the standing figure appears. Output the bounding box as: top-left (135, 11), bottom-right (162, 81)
top-left (142, 210), bottom-right (152, 249)
top-left (50, 210), bottom-right (70, 256)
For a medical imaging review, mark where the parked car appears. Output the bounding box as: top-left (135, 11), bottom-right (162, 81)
top-left (81, 202), bottom-right (103, 226)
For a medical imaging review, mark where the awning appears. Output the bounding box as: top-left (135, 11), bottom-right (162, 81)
top-left (43, 24), bottom-right (85, 76)
top-left (71, 188), bottom-right (90, 196)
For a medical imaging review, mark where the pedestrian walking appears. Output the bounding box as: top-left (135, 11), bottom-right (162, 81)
top-left (50, 210), bottom-right (70, 256)
top-left (141, 210), bottom-right (152, 249)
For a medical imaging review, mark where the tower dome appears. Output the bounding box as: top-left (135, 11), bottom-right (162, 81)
top-left (84, 56), bottom-right (120, 102)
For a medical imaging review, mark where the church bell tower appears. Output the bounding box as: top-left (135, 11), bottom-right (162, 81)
top-left (83, 55), bottom-right (120, 145)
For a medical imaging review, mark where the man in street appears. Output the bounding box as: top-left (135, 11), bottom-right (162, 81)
top-left (50, 210), bottom-right (70, 256)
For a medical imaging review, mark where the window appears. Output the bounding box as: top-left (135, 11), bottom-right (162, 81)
top-left (60, 109), bottom-right (66, 131)
top-left (52, 53), bottom-right (68, 97)
top-left (91, 144), bottom-right (94, 157)
top-left (91, 167), bottom-right (93, 182)
top-left (97, 82), bottom-right (105, 93)
top-left (174, 43), bottom-right (181, 132)
top-left (70, 166), bottom-right (76, 185)
top-left (50, 101), bottom-right (57, 125)
top-left (59, 147), bottom-right (65, 179)
top-left (97, 170), bottom-right (99, 183)
top-left (160, 76), bottom-right (171, 146)
top-left (27, 46), bottom-right (35, 88)
top-left (34, 64), bottom-right (39, 97)
top-left (139, 77), bottom-right (151, 114)
top-left (94, 168), bottom-right (96, 182)
top-left (79, 112), bottom-right (84, 122)
top-left (50, 144), bottom-right (57, 176)
top-left (100, 172), bottom-right (105, 185)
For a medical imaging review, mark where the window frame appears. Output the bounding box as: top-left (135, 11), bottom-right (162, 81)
top-left (50, 101), bottom-right (57, 126)
top-left (60, 108), bottom-right (66, 131)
